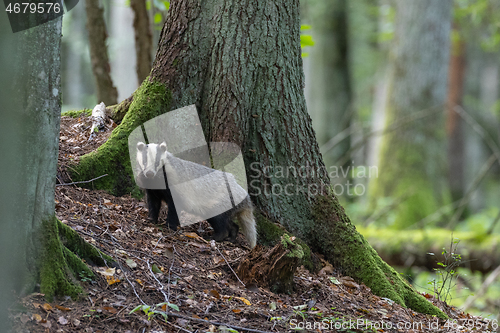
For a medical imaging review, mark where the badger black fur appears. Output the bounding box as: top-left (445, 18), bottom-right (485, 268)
top-left (135, 142), bottom-right (257, 248)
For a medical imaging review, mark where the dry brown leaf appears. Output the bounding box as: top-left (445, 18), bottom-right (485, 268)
top-left (96, 267), bottom-right (116, 277)
top-left (42, 303), bottom-right (53, 312)
top-left (33, 313), bottom-right (42, 322)
top-left (209, 290), bottom-right (221, 299)
top-left (235, 297), bottom-right (251, 305)
top-left (184, 232), bottom-right (201, 239)
top-left (103, 306), bottom-right (118, 314)
top-left (106, 276), bottom-right (121, 285)
top-left (55, 305), bottom-right (71, 311)
top-left (39, 319), bottom-right (51, 328)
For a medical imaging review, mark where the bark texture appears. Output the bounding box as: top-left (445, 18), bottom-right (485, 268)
top-left (72, 0), bottom-right (445, 317)
top-left (369, 0), bottom-right (453, 229)
top-left (131, 0), bottom-right (153, 82)
top-left (12, 17), bottom-right (113, 302)
top-left (14, 18), bottom-right (83, 300)
top-left (85, 0), bottom-right (118, 105)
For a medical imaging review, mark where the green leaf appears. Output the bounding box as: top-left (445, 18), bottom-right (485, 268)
top-left (154, 12), bottom-right (162, 24)
top-left (168, 303), bottom-right (179, 311)
top-left (300, 24), bottom-right (312, 31)
top-left (152, 264), bottom-right (162, 273)
top-left (130, 304), bottom-right (145, 314)
top-left (300, 34), bottom-right (315, 47)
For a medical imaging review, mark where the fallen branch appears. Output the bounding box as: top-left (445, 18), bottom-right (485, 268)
top-left (56, 174), bottom-right (108, 186)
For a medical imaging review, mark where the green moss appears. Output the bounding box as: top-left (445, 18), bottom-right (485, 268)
top-left (357, 226), bottom-right (500, 260)
top-left (256, 212), bottom-right (317, 271)
top-left (57, 219), bottom-right (114, 267)
top-left (311, 195), bottom-right (447, 319)
top-left (69, 79), bottom-right (171, 196)
top-left (281, 234), bottom-right (304, 259)
top-left (39, 216), bottom-right (82, 301)
top-left (61, 109), bottom-right (92, 118)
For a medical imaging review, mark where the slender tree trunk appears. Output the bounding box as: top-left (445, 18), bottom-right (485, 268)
top-left (369, 0), bottom-right (453, 229)
top-left (72, 0), bottom-right (445, 317)
top-left (447, 24), bottom-right (466, 205)
top-left (307, 0), bottom-right (352, 172)
top-left (131, 0), bottom-right (153, 82)
top-left (85, 0), bottom-right (118, 105)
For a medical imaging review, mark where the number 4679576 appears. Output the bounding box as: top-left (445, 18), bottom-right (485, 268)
top-left (5, 2), bottom-right (61, 14)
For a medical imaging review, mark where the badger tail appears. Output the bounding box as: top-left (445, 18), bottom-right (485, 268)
top-left (237, 204), bottom-right (257, 248)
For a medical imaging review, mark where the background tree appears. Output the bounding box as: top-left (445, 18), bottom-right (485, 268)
top-left (305, 0), bottom-right (352, 171)
top-left (85, 0), bottom-right (118, 105)
top-left (447, 22), bottom-right (466, 209)
top-left (70, 0), bottom-right (445, 317)
top-left (369, 0), bottom-right (453, 229)
top-left (131, 0), bottom-right (153, 82)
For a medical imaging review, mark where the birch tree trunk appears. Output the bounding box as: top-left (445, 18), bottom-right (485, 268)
top-left (369, 0), bottom-right (453, 229)
top-left (71, 0), bottom-right (446, 317)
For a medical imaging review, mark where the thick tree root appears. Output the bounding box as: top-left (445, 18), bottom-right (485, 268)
top-left (69, 79), bottom-right (170, 196)
top-left (37, 216), bottom-right (114, 301)
top-left (311, 195), bottom-right (447, 319)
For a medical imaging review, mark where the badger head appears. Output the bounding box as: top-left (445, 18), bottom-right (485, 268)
top-left (136, 142), bottom-right (168, 179)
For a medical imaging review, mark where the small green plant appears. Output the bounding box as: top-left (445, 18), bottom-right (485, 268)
top-left (427, 236), bottom-right (464, 303)
top-left (79, 271), bottom-right (93, 283)
top-left (129, 302), bottom-right (179, 322)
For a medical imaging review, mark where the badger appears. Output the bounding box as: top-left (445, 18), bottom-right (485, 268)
top-left (135, 141), bottom-right (257, 248)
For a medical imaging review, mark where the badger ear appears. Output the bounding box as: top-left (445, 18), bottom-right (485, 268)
top-left (159, 142), bottom-right (167, 152)
top-left (137, 142), bottom-right (146, 151)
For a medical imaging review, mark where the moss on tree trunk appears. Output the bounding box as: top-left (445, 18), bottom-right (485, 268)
top-left (36, 217), bottom-right (114, 301)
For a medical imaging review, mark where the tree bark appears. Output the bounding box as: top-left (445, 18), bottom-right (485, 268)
top-left (369, 0), bottom-right (453, 229)
top-left (85, 0), bottom-right (118, 105)
top-left (72, 0), bottom-right (446, 317)
top-left (8, 16), bottom-right (114, 303)
top-left (131, 0), bottom-right (153, 82)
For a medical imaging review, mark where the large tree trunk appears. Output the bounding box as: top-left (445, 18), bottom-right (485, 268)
top-left (369, 0), bottom-right (452, 229)
top-left (71, 0), bottom-right (445, 317)
top-left (5, 17), bottom-right (113, 305)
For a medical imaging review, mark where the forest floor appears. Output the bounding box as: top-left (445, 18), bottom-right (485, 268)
top-left (10, 114), bottom-right (497, 333)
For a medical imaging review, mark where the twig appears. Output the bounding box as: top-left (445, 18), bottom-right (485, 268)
top-left (462, 264), bottom-right (500, 311)
top-left (487, 210), bottom-right (500, 235)
top-left (159, 310), bottom-right (273, 333)
top-left (147, 259), bottom-right (169, 303)
top-left (214, 243), bottom-right (245, 287)
top-left (447, 154), bottom-right (496, 229)
top-left (56, 174), bottom-right (108, 186)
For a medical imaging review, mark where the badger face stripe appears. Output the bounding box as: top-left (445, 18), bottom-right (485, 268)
top-left (136, 142), bottom-right (169, 179)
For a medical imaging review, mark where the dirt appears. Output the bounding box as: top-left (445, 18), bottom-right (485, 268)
top-left (9, 115), bottom-right (496, 333)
